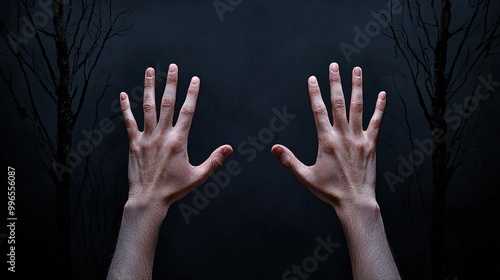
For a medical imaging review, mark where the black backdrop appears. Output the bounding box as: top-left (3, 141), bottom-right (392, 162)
top-left (1, 0), bottom-right (500, 279)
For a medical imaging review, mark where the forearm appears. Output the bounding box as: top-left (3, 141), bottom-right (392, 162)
top-left (107, 201), bottom-right (169, 280)
top-left (335, 200), bottom-right (400, 280)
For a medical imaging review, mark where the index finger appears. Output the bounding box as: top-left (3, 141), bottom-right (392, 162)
top-left (366, 91), bottom-right (387, 142)
top-left (120, 92), bottom-right (140, 142)
top-left (175, 76), bottom-right (200, 132)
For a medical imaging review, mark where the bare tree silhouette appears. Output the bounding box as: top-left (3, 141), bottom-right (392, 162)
top-left (0, 0), bottom-right (131, 278)
top-left (385, 0), bottom-right (500, 278)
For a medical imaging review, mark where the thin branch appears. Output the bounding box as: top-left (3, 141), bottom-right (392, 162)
top-left (20, 1), bottom-right (58, 90)
top-left (71, 9), bottom-right (130, 128)
top-left (446, 2), bottom-right (481, 91)
top-left (387, 18), bottom-right (433, 125)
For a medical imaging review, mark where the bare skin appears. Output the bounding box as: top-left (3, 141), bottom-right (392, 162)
top-left (271, 62), bottom-right (401, 280)
top-left (107, 64), bottom-right (232, 280)
top-left (108, 62), bottom-right (400, 280)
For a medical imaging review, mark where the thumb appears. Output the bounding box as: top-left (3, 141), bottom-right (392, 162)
top-left (271, 144), bottom-right (308, 180)
top-left (196, 144), bottom-right (233, 180)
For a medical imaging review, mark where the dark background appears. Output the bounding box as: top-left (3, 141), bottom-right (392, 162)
top-left (1, 0), bottom-right (499, 279)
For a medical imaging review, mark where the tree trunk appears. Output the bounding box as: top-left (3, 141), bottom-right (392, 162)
top-left (431, 1), bottom-right (452, 279)
top-left (53, 0), bottom-right (72, 278)
top-left (430, 143), bottom-right (450, 280)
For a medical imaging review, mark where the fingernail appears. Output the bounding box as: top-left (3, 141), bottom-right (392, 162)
top-left (168, 64), bottom-right (177, 73)
top-left (146, 68), bottom-right (154, 78)
top-left (380, 91), bottom-right (386, 101)
top-left (191, 76), bottom-right (199, 85)
top-left (309, 76), bottom-right (317, 85)
top-left (120, 92), bottom-right (127, 101)
top-left (223, 146), bottom-right (232, 156)
top-left (330, 63), bottom-right (339, 72)
top-left (273, 146), bottom-right (282, 154)
top-left (354, 67), bottom-right (361, 77)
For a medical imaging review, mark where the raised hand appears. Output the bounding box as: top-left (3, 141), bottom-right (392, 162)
top-left (108, 64), bottom-right (232, 280)
top-left (121, 64), bottom-right (233, 209)
top-left (272, 62), bottom-right (385, 211)
top-left (272, 62), bottom-right (400, 280)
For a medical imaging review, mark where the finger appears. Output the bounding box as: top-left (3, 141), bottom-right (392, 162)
top-left (195, 145), bottom-right (233, 180)
top-left (308, 76), bottom-right (332, 135)
top-left (158, 64), bottom-right (178, 130)
top-left (271, 144), bottom-right (309, 182)
top-left (366, 91), bottom-right (387, 142)
top-left (120, 92), bottom-right (140, 142)
top-left (329, 62), bottom-right (348, 131)
top-left (349, 66), bottom-right (364, 135)
top-left (143, 67), bottom-right (157, 134)
top-left (175, 76), bottom-right (200, 132)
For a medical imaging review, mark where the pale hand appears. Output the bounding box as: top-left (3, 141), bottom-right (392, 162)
top-left (272, 62), bottom-right (386, 211)
top-left (120, 64), bottom-right (233, 211)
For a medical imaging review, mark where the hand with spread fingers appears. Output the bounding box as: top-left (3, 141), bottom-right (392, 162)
top-left (272, 63), bottom-right (400, 280)
top-left (108, 64), bottom-right (232, 280)
top-left (107, 62), bottom-right (400, 280)
top-left (271, 62), bottom-right (385, 211)
top-left (121, 64), bottom-right (232, 209)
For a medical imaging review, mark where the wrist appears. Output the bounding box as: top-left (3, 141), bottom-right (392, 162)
top-left (123, 197), bottom-right (170, 222)
top-left (331, 197), bottom-right (381, 222)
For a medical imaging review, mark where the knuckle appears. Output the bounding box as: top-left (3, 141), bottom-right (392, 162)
top-left (320, 131), bottom-right (337, 147)
top-left (371, 118), bottom-right (382, 130)
top-left (151, 135), bottom-right (164, 147)
top-left (210, 156), bottom-right (223, 169)
top-left (318, 133), bottom-right (333, 145)
top-left (170, 140), bottom-right (182, 151)
top-left (354, 140), bottom-right (365, 151)
top-left (143, 101), bottom-right (156, 112)
top-left (329, 74), bottom-right (341, 83)
top-left (161, 97), bottom-right (174, 109)
top-left (129, 143), bottom-right (140, 154)
top-left (188, 85), bottom-right (199, 94)
top-left (167, 72), bottom-right (178, 83)
top-left (169, 133), bottom-right (184, 151)
top-left (140, 140), bottom-right (152, 151)
top-left (351, 101), bottom-right (363, 112)
top-left (120, 102), bottom-right (130, 112)
top-left (313, 105), bottom-right (328, 115)
top-left (377, 103), bottom-right (386, 112)
top-left (180, 105), bottom-right (195, 117)
top-left (310, 90), bottom-right (321, 97)
top-left (332, 98), bottom-right (345, 109)
top-left (366, 143), bottom-right (376, 154)
top-left (324, 142), bottom-right (336, 154)
top-left (353, 77), bottom-right (362, 87)
top-left (281, 155), bottom-right (293, 169)
top-left (123, 117), bottom-right (136, 129)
